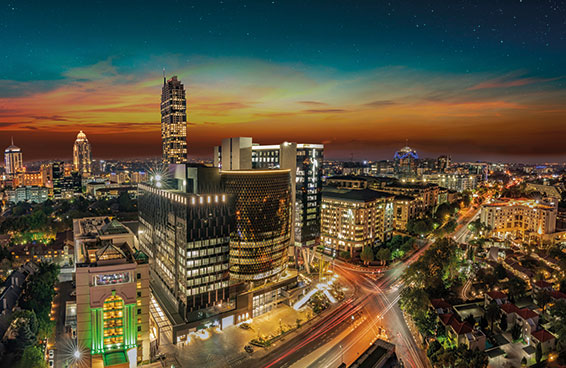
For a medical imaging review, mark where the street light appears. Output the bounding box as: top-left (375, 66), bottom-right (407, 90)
top-left (74, 350), bottom-right (81, 359)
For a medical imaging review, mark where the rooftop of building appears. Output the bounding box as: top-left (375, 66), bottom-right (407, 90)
top-left (483, 197), bottom-right (556, 209)
top-left (74, 217), bottom-right (131, 239)
top-left (531, 329), bottom-right (555, 342)
top-left (322, 187), bottom-right (394, 202)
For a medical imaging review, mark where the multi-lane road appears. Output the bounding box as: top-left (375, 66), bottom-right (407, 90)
top-left (252, 203), bottom-right (483, 368)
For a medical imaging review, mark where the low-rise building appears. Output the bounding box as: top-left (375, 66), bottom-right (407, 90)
top-left (74, 217), bottom-right (150, 366)
top-left (439, 313), bottom-right (486, 351)
top-left (321, 188), bottom-right (394, 257)
top-left (7, 186), bottom-right (49, 203)
top-left (480, 198), bottom-right (557, 238)
top-left (531, 329), bottom-right (556, 354)
top-left (484, 290), bottom-right (508, 306)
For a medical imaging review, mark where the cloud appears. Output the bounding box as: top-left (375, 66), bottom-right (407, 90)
top-left (297, 100), bottom-right (328, 106)
top-left (468, 75), bottom-right (560, 91)
top-left (362, 99), bottom-right (397, 107)
top-left (302, 108), bottom-right (349, 114)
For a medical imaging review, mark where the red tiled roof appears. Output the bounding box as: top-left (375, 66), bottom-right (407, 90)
top-left (487, 290), bottom-right (507, 300)
top-left (450, 319), bottom-right (473, 335)
top-left (533, 280), bottom-right (553, 289)
top-left (439, 313), bottom-right (455, 326)
top-left (501, 303), bottom-right (520, 314)
top-left (550, 290), bottom-right (566, 300)
top-left (431, 298), bottom-right (452, 309)
top-left (517, 308), bottom-right (538, 320)
top-left (531, 329), bottom-right (555, 343)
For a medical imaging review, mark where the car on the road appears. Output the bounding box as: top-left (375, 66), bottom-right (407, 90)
top-left (244, 345), bottom-right (254, 353)
top-left (48, 349), bottom-right (54, 359)
top-left (49, 359), bottom-right (54, 367)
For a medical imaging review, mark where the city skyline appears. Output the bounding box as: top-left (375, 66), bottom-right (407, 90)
top-left (1, 1), bottom-right (565, 163)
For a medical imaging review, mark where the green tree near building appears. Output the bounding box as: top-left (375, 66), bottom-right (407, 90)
top-left (360, 246), bottom-right (374, 265)
top-left (535, 342), bottom-right (542, 363)
top-left (19, 345), bottom-right (47, 368)
top-left (499, 314), bottom-right (508, 332)
top-left (375, 248), bottom-right (391, 266)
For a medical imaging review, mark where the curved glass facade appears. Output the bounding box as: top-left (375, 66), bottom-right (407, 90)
top-left (221, 170), bottom-right (292, 281)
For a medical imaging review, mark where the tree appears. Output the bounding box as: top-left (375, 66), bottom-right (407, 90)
top-left (414, 310), bottom-right (438, 339)
top-left (20, 345), bottom-right (47, 368)
top-left (375, 248), bottom-right (391, 266)
top-left (511, 323), bottom-right (522, 341)
top-left (464, 314), bottom-right (476, 327)
top-left (507, 276), bottom-right (527, 302)
top-left (535, 289), bottom-right (552, 313)
top-left (360, 246), bottom-right (374, 265)
top-left (499, 314), bottom-right (508, 332)
top-left (339, 251), bottom-right (351, 260)
top-left (535, 342), bottom-right (542, 363)
top-left (14, 321), bottom-right (36, 353)
top-left (548, 299), bottom-right (566, 352)
top-left (494, 264), bottom-right (507, 280)
top-left (399, 286), bottom-right (430, 319)
top-left (479, 316), bottom-right (488, 330)
top-left (485, 302), bottom-right (500, 332)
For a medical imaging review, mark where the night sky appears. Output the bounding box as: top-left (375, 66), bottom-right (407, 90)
top-left (1, 0), bottom-right (565, 163)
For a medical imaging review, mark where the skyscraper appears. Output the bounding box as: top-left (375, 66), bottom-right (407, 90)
top-left (4, 138), bottom-right (23, 176)
top-left (393, 144), bottom-right (418, 178)
top-left (161, 75), bottom-right (187, 164)
top-left (73, 131), bottom-right (92, 176)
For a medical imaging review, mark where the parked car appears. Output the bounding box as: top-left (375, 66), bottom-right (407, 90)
top-left (244, 345), bottom-right (254, 353)
top-left (49, 350), bottom-right (54, 359)
top-left (49, 360), bottom-right (54, 367)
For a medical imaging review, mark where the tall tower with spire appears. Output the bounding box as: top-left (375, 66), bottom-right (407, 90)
top-left (73, 131), bottom-right (92, 176)
top-left (4, 137), bottom-right (23, 176)
top-left (161, 75), bottom-right (187, 164)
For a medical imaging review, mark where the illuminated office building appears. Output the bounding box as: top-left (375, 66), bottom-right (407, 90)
top-left (73, 131), bottom-right (92, 176)
top-left (220, 170), bottom-right (292, 282)
top-left (161, 76), bottom-right (187, 164)
top-left (215, 138), bottom-right (323, 248)
top-left (138, 164), bottom-right (234, 342)
top-left (74, 217), bottom-right (150, 367)
top-left (4, 138), bottom-right (23, 176)
top-left (321, 188), bottom-right (394, 257)
top-left (480, 198), bottom-right (557, 238)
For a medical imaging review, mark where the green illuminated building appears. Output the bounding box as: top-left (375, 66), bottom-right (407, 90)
top-left (74, 217), bottom-right (150, 367)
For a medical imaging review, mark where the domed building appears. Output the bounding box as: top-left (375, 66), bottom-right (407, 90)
top-left (393, 145), bottom-right (418, 177)
top-left (4, 138), bottom-right (23, 176)
top-left (73, 131), bottom-right (92, 176)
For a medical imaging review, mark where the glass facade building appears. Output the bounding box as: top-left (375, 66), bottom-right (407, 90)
top-left (220, 170), bottom-right (292, 282)
top-left (161, 76), bottom-right (187, 164)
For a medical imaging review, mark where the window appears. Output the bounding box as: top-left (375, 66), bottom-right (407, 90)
top-left (137, 273), bottom-right (141, 279)
top-left (137, 291), bottom-right (141, 298)
top-left (137, 326), bottom-right (142, 332)
top-left (137, 308), bottom-right (141, 315)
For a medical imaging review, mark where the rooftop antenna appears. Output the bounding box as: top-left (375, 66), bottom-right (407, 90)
top-left (11, 136), bottom-right (14, 146)
top-left (405, 138), bottom-right (409, 147)
top-left (163, 68), bottom-right (166, 85)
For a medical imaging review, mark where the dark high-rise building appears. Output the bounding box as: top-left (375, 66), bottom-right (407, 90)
top-left (220, 170), bottom-right (292, 283)
top-left (161, 76), bottom-right (187, 164)
top-left (393, 145), bottom-right (418, 178)
top-left (51, 161), bottom-right (65, 198)
top-left (138, 164), bottom-right (234, 342)
top-left (436, 155), bottom-right (451, 173)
